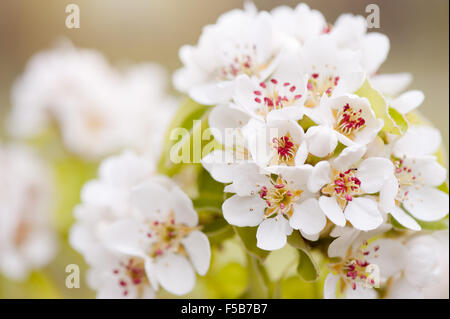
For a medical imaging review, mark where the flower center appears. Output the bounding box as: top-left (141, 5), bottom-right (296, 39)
top-left (392, 158), bottom-right (423, 203)
top-left (333, 103), bottom-right (366, 138)
top-left (271, 134), bottom-right (298, 165)
top-left (259, 177), bottom-right (303, 218)
top-left (321, 168), bottom-right (361, 210)
top-left (112, 258), bottom-right (147, 297)
top-left (148, 212), bottom-right (199, 258)
top-left (329, 243), bottom-right (379, 291)
top-left (253, 78), bottom-right (303, 118)
top-left (305, 72), bottom-right (340, 108)
top-left (219, 44), bottom-right (273, 80)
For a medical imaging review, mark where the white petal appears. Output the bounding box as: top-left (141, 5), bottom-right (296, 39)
top-left (102, 219), bottom-right (145, 257)
top-left (361, 32), bottom-right (389, 75)
top-left (130, 181), bottom-right (170, 219)
top-left (208, 104), bottom-right (250, 147)
top-left (328, 228), bottom-right (360, 258)
top-left (403, 186), bottom-right (449, 222)
top-left (307, 161), bottom-right (331, 193)
top-left (300, 230), bottom-right (319, 241)
top-left (190, 81), bottom-right (234, 105)
top-left (403, 156), bottom-right (447, 187)
top-left (256, 217), bottom-right (291, 251)
top-left (367, 239), bottom-right (406, 278)
top-left (222, 195), bottom-right (265, 227)
top-left (370, 73), bottom-right (412, 97)
top-left (323, 273), bottom-right (339, 299)
top-left (333, 144), bottom-right (366, 171)
top-left (318, 196), bottom-right (346, 226)
top-left (404, 235), bottom-right (441, 287)
top-left (387, 279), bottom-right (424, 299)
top-left (181, 231), bottom-right (211, 276)
top-left (391, 90), bottom-right (424, 114)
top-left (393, 126), bottom-right (442, 157)
top-left (390, 205), bottom-right (421, 231)
top-left (345, 197), bottom-right (383, 231)
top-left (170, 185), bottom-right (198, 227)
top-left (155, 253), bottom-right (196, 295)
top-left (290, 198), bottom-right (326, 236)
top-left (357, 157), bottom-right (395, 193)
top-left (345, 284), bottom-right (378, 299)
top-left (305, 126), bottom-right (338, 157)
top-left (379, 176), bottom-right (398, 212)
top-left (201, 150), bottom-right (238, 184)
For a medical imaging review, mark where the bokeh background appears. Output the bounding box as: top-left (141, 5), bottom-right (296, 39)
top-left (0, 0), bottom-right (448, 298)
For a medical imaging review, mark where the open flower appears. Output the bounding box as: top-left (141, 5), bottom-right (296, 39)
top-left (86, 246), bottom-right (155, 299)
top-left (326, 13), bottom-right (390, 76)
top-left (308, 146), bottom-right (394, 230)
top-left (222, 164), bottom-right (327, 250)
top-left (306, 94), bottom-right (383, 157)
top-left (325, 232), bottom-right (406, 299)
top-left (298, 37), bottom-right (365, 122)
top-left (379, 126), bottom-right (448, 230)
top-left (0, 144), bottom-right (57, 280)
top-left (387, 233), bottom-right (445, 299)
top-left (101, 177), bottom-right (211, 296)
top-left (173, 4), bottom-right (282, 105)
top-left (243, 118), bottom-right (309, 171)
top-left (231, 53), bottom-right (307, 122)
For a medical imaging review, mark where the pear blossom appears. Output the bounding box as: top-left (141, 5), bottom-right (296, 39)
top-left (230, 52), bottom-right (307, 122)
top-left (102, 177), bottom-right (211, 296)
top-left (306, 94), bottom-right (383, 157)
top-left (308, 146), bottom-right (395, 230)
top-left (8, 40), bottom-right (177, 160)
top-left (70, 151), bottom-right (155, 264)
top-left (271, 3), bottom-right (327, 44)
top-left (325, 234), bottom-right (406, 299)
top-left (379, 126), bottom-right (448, 230)
top-left (297, 38), bottom-right (365, 122)
top-left (0, 144), bottom-right (57, 280)
top-left (173, 4), bottom-right (283, 105)
top-left (387, 233), bottom-right (445, 299)
top-left (326, 13), bottom-right (390, 76)
top-left (70, 151), bottom-right (211, 297)
top-left (222, 164), bottom-right (328, 250)
top-left (86, 246), bottom-right (155, 299)
top-left (243, 118), bottom-right (308, 171)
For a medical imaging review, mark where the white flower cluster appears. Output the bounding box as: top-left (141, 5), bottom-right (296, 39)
top-left (69, 152), bottom-right (211, 298)
top-left (8, 40), bottom-right (178, 161)
top-left (0, 144), bottom-right (57, 280)
top-left (176, 3), bottom-right (449, 298)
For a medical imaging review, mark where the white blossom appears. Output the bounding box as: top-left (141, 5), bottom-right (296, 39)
top-left (0, 144), bottom-right (57, 280)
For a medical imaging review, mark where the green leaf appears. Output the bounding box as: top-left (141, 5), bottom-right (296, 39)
top-left (287, 231), bottom-right (319, 282)
top-left (157, 98), bottom-right (213, 176)
top-left (388, 107), bottom-right (409, 133)
top-left (233, 226), bottom-right (270, 262)
top-left (297, 249), bottom-right (319, 282)
top-left (355, 80), bottom-right (407, 135)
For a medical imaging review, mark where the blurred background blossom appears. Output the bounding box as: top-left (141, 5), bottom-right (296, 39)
top-left (0, 0), bottom-right (448, 298)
